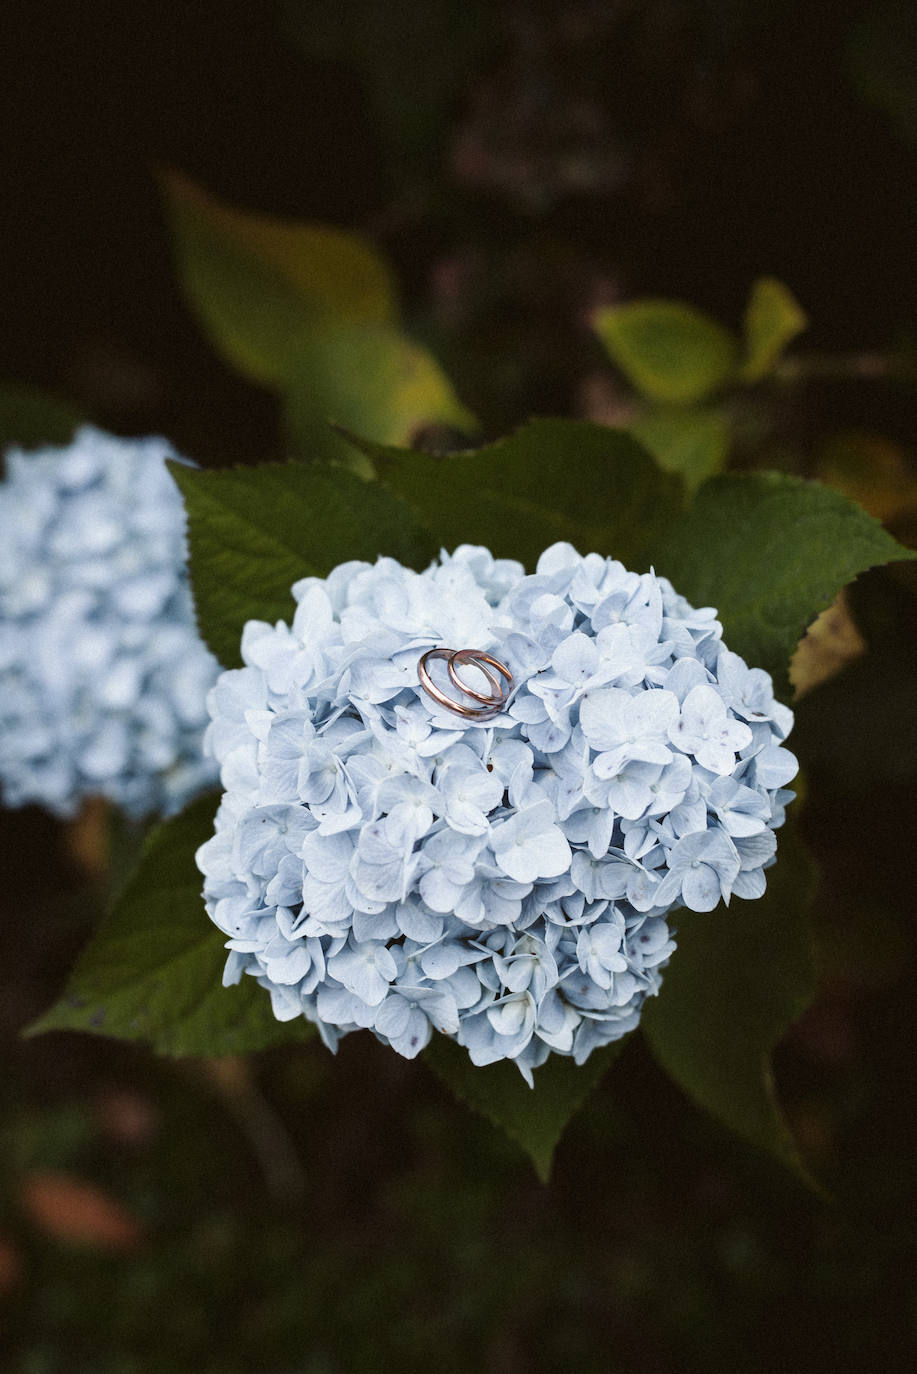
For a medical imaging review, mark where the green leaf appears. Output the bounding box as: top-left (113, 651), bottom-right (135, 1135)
top-left (349, 418), bottom-right (686, 571)
top-left (658, 471), bottom-right (916, 693)
top-left (26, 795), bottom-right (310, 1056)
top-left (740, 278), bottom-right (808, 382)
top-left (284, 323), bottom-right (476, 465)
top-left (642, 826), bottom-right (819, 1184)
top-left (170, 460), bottom-right (438, 668)
top-left (425, 1036), bottom-right (623, 1182)
top-left (0, 382), bottom-right (84, 452)
top-left (162, 172), bottom-right (398, 387)
top-left (629, 406), bottom-right (731, 493)
top-left (349, 424), bottom-right (913, 696)
top-left (594, 300), bottom-right (738, 404)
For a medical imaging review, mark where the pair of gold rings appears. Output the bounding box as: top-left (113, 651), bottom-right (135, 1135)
top-left (417, 647), bottom-right (514, 720)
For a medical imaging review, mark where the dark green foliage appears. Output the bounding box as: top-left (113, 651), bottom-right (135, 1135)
top-left (642, 826), bottom-right (820, 1186)
top-left (27, 796), bottom-right (312, 1056)
top-left (425, 1037), bottom-right (623, 1183)
top-left (169, 460), bottom-right (438, 667)
top-left (0, 383), bottom-right (84, 454)
top-left (33, 419), bottom-right (913, 1180)
top-left (657, 471), bottom-right (915, 693)
top-left (353, 419), bottom-right (686, 570)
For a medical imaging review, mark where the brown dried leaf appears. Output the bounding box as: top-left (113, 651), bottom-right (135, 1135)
top-left (20, 1172), bottom-right (144, 1251)
top-left (790, 590), bottom-right (867, 697)
top-left (0, 1235), bottom-right (23, 1292)
top-left (64, 797), bottom-right (110, 879)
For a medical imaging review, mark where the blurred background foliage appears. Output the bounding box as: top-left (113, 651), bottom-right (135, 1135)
top-left (1, 0), bottom-right (917, 1369)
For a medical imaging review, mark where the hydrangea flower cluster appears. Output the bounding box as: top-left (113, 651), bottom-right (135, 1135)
top-left (0, 426), bottom-right (220, 818)
top-left (198, 543), bottom-right (798, 1082)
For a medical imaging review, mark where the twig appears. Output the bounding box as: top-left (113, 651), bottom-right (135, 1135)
top-left (196, 1056), bottom-right (307, 1203)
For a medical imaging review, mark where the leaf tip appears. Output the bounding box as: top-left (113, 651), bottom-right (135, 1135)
top-left (20, 1004), bottom-right (69, 1041)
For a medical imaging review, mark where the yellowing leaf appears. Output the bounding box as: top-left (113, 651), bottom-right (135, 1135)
top-left (162, 171), bottom-right (398, 387)
top-left (741, 278), bottom-right (808, 382)
top-left (815, 430), bottom-right (917, 524)
top-left (284, 323), bottom-right (476, 463)
top-left (594, 300), bottom-right (738, 404)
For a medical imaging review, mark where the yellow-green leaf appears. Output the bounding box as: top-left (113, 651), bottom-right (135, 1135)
top-left (629, 406), bottom-right (731, 492)
top-left (740, 278), bottom-right (808, 382)
top-left (284, 323), bottom-right (476, 464)
top-left (815, 430), bottom-right (917, 524)
top-left (594, 300), bottom-right (738, 404)
top-left (161, 171), bottom-right (398, 387)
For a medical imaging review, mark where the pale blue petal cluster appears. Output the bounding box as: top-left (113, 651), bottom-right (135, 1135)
top-left (0, 427), bottom-right (220, 817)
top-left (198, 543), bottom-right (797, 1082)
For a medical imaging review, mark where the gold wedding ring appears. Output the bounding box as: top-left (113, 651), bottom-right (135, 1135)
top-left (417, 648), bottom-right (513, 720)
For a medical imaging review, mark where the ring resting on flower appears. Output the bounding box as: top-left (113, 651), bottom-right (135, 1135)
top-left (417, 648), bottom-right (514, 720)
top-left (197, 543), bottom-right (799, 1082)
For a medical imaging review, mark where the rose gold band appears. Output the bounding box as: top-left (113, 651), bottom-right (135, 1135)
top-left (417, 647), bottom-right (514, 720)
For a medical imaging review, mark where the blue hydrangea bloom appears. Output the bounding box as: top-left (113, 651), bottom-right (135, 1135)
top-left (197, 543), bottom-right (798, 1082)
top-left (0, 427), bottom-right (220, 818)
